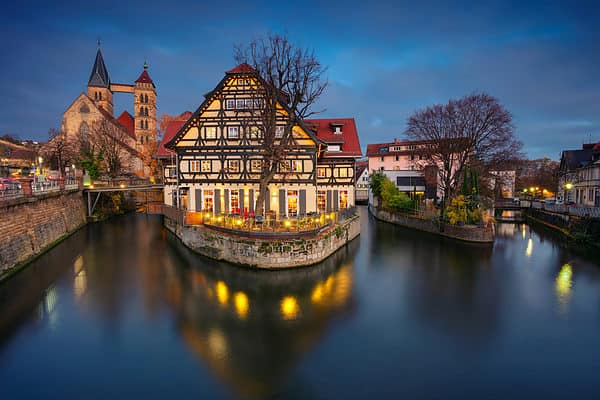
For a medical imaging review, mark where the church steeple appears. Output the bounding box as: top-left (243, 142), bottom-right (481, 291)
top-left (88, 47), bottom-right (110, 88)
top-left (87, 43), bottom-right (114, 115)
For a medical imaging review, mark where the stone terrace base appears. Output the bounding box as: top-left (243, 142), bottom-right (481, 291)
top-left (164, 214), bottom-right (360, 269)
top-left (370, 205), bottom-right (494, 244)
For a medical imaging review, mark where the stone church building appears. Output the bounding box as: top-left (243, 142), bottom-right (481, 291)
top-left (61, 44), bottom-right (157, 175)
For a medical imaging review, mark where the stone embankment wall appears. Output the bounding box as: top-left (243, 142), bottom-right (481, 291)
top-left (525, 208), bottom-right (600, 245)
top-left (369, 205), bottom-right (494, 244)
top-left (164, 214), bottom-right (360, 269)
top-left (0, 190), bottom-right (86, 279)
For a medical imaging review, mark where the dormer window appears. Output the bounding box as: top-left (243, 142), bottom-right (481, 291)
top-left (327, 145), bottom-right (341, 152)
top-left (334, 126), bottom-right (342, 134)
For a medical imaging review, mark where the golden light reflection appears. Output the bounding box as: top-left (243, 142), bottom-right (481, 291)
top-left (280, 296), bottom-right (300, 320)
top-left (216, 281), bottom-right (229, 305)
top-left (522, 224), bottom-right (526, 239)
top-left (234, 291), bottom-right (249, 319)
top-left (525, 238), bottom-right (533, 257)
top-left (555, 264), bottom-right (573, 314)
top-left (74, 270), bottom-right (87, 299)
top-left (73, 255), bottom-right (84, 274)
top-left (332, 267), bottom-right (352, 306)
top-left (207, 328), bottom-right (228, 360)
top-left (311, 283), bottom-right (324, 304)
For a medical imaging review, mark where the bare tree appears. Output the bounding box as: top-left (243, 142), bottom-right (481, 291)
top-left (90, 119), bottom-right (136, 178)
top-left (406, 93), bottom-right (522, 203)
top-left (234, 33), bottom-right (328, 216)
top-left (40, 128), bottom-right (77, 176)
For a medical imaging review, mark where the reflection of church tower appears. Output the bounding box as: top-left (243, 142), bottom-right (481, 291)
top-left (134, 62), bottom-right (157, 145)
top-left (87, 44), bottom-right (113, 116)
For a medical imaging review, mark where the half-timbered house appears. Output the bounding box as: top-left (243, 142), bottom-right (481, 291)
top-left (162, 64), bottom-right (362, 217)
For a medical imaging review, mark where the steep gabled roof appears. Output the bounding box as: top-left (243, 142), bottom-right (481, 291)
top-left (88, 48), bottom-right (110, 88)
top-left (157, 112), bottom-right (193, 158)
top-left (304, 118), bottom-right (362, 158)
top-left (166, 65), bottom-right (324, 149)
top-left (116, 111), bottom-right (135, 138)
top-left (135, 70), bottom-right (155, 86)
top-left (355, 161), bottom-right (368, 179)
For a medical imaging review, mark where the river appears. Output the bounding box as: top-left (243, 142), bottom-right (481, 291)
top-left (1, 207), bottom-right (599, 399)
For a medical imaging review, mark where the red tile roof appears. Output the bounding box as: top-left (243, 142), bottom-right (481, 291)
top-left (226, 63), bottom-right (256, 74)
top-left (304, 118), bottom-right (362, 158)
top-left (135, 70), bottom-right (154, 85)
top-left (116, 111), bottom-right (135, 137)
top-left (156, 113), bottom-right (192, 158)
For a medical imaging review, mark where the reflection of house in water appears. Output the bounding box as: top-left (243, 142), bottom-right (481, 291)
top-left (161, 240), bottom-right (358, 398)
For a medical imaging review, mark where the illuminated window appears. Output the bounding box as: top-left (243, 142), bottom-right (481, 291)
top-left (292, 160), bottom-right (302, 172)
top-left (251, 160), bottom-right (262, 172)
top-left (339, 190), bottom-right (348, 209)
top-left (317, 190), bottom-right (326, 212)
top-left (230, 189), bottom-right (239, 212)
top-left (203, 190), bottom-right (214, 211)
top-left (201, 160), bottom-right (211, 172)
top-left (338, 168), bottom-right (348, 178)
top-left (287, 190), bottom-right (298, 216)
top-left (228, 160), bottom-right (240, 173)
top-left (228, 126), bottom-right (239, 139)
top-left (317, 167), bottom-right (326, 178)
top-left (190, 160), bottom-right (201, 173)
top-left (250, 126), bottom-right (261, 139)
top-left (205, 127), bottom-right (217, 139)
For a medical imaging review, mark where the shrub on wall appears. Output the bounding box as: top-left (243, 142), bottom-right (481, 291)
top-left (370, 172), bottom-right (418, 213)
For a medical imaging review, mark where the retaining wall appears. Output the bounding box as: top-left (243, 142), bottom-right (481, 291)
top-left (369, 205), bottom-right (494, 244)
top-left (0, 190), bottom-right (86, 279)
top-left (164, 214), bottom-right (360, 269)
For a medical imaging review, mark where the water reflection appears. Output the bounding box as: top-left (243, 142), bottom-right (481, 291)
top-left (159, 233), bottom-right (359, 399)
top-left (555, 263), bottom-right (573, 315)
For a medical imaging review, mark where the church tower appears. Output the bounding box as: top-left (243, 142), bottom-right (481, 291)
top-left (87, 44), bottom-right (113, 115)
top-left (134, 61), bottom-right (157, 145)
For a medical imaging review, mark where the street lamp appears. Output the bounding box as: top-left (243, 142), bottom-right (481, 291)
top-left (564, 182), bottom-right (573, 190)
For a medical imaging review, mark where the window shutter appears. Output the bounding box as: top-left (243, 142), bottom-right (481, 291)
top-left (224, 189), bottom-right (230, 213)
top-left (264, 190), bottom-right (270, 215)
top-left (239, 189), bottom-right (245, 213)
top-left (195, 189), bottom-right (202, 212)
top-left (333, 190), bottom-right (339, 211)
top-left (326, 190), bottom-right (332, 212)
top-left (249, 189), bottom-right (255, 213)
top-left (214, 189), bottom-right (221, 214)
top-left (279, 189), bottom-right (286, 216)
top-left (299, 189), bottom-right (306, 216)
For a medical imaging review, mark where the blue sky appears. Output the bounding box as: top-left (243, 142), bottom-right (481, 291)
top-left (1, 0), bottom-right (599, 159)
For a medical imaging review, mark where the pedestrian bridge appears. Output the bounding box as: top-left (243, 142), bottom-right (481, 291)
top-left (83, 182), bottom-right (163, 217)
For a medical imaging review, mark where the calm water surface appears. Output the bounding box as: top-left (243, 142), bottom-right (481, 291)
top-left (1, 207), bottom-right (600, 399)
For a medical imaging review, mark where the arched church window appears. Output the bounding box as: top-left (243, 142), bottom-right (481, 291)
top-left (99, 92), bottom-right (102, 100)
top-left (79, 103), bottom-right (90, 114)
top-left (79, 122), bottom-right (90, 150)
top-left (144, 94), bottom-right (148, 103)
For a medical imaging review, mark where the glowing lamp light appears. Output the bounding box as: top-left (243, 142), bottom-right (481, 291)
top-left (523, 188), bottom-right (528, 193)
top-left (280, 296), bottom-right (299, 320)
top-left (284, 220), bottom-right (291, 227)
top-left (234, 292), bottom-right (249, 319)
top-left (216, 281), bottom-right (229, 305)
top-left (236, 219), bottom-right (242, 226)
top-left (565, 183), bottom-right (573, 190)
top-left (89, 184), bottom-right (94, 189)
top-left (119, 183), bottom-right (125, 189)
top-left (530, 187), bottom-right (535, 192)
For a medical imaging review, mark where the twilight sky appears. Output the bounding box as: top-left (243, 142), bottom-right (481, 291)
top-left (1, 0), bottom-right (599, 159)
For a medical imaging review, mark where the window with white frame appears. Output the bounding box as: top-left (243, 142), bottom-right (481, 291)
top-left (250, 126), bottom-right (261, 139)
top-left (275, 126), bottom-right (284, 138)
top-left (203, 189), bottom-right (214, 212)
top-left (317, 167), bottom-right (326, 178)
top-left (190, 160), bottom-right (201, 173)
top-left (228, 159), bottom-right (240, 173)
top-left (245, 99), bottom-right (254, 109)
top-left (317, 190), bottom-right (326, 212)
top-left (236, 99), bottom-right (246, 109)
top-left (230, 189), bottom-right (240, 213)
top-left (287, 190), bottom-right (298, 216)
top-left (339, 190), bottom-right (348, 209)
top-left (328, 145), bottom-right (341, 152)
top-left (201, 160), bottom-right (211, 172)
top-left (334, 126), bottom-right (342, 134)
top-left (251, 160), bottom-right (263, 172)
top-left (228, 126), bottom-right (239, 139)
top-left (205, 126), bottom-right (217, 139)
top-left (225, 99), bottom-right (235, 109)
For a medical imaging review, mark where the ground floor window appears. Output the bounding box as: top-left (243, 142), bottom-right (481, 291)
top-left (287, 190), bottom-right (298, 216)
top-left (339, 190), bottom-right (348, 209)
top-left (317, 190), bottom-right (326, 213)
top-left (231, 189), bottom-right (240, 213)
top-left (203, 189), bottom-right (214, 212)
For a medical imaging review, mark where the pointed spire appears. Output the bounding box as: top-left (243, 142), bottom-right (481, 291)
top-left (143, 59), bottom-right (148, 70)
top-left (88, 44), bottom-right (110, 88)
top-left (135, 59), bottom-right (155, 87)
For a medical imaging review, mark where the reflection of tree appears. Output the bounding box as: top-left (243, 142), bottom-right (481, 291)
top-left (370, 216), bottom-right (500, 346)
top-left (159, 238), bottom-right (358, 399)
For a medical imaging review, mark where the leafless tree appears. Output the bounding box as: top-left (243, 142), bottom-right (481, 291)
top-left (90, 119), bottom-right (136, 178)
top-left (406, 92), bottom-right (522, 203)
top-left (40, 128), bottom-right (77, 176)
top-left (234, 33), bottom-right (328, 216)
